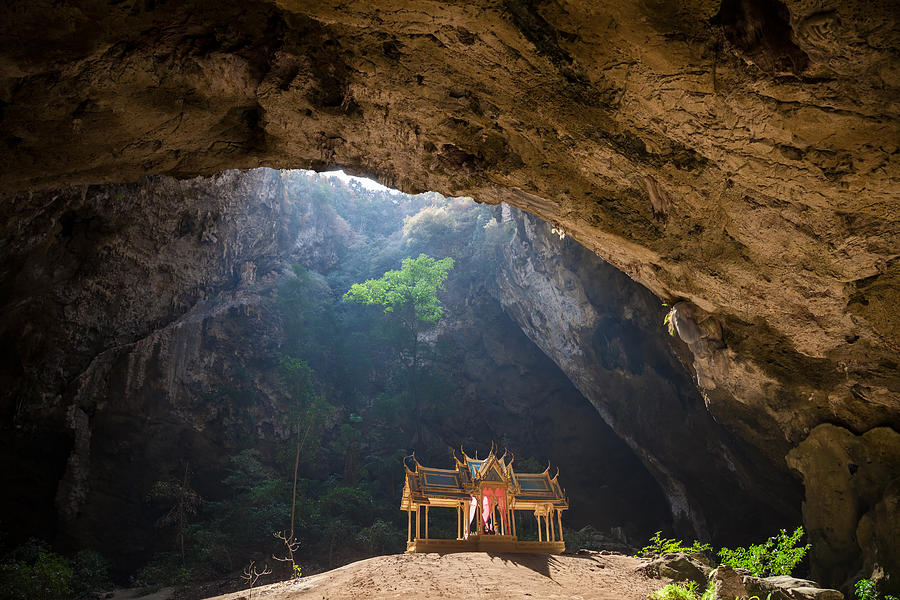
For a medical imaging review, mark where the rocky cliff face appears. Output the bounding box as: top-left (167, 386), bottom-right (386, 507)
top-left (0, 169), bottom-right (312, 565)
top-left (493, 207), bottom-right (801, 543)
top-left (0, 0), bottom-right (897, 589)
top-left (0, 169), bottom-right (672, 574)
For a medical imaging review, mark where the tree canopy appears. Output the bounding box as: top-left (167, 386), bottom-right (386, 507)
top-left (343, 254), bottom-right (454, 327)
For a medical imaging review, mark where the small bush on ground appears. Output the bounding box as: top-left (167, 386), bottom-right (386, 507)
top-left (0, 539), bottom-right (74, 600)
top-left (649, 581), bottom-right (699, 600)
top-left (642, 531), bottom-right (711, 555)
top-left (71, 549), bottom-right (112, 596)
top-left (717, 526), bottom-right (810, 577)
top-left (855, 578), bottom-right (899, 600)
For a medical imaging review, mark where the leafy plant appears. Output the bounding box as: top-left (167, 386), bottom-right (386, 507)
top-left (717, 526), bottom-right (810, 577)
top-left (147, 463), bottom-right (201, 568)
top-left (642, 531), bottom-right (712, 555)
top-left (71, 549), bottom-right (112, 596)
top-left (856, 580), bottom-right (878, 600)
top-left (649, 581), bottom-right (699, 600)
top-left (663, 306), bottom-right (676, 336)
top-left (0, 540), bottom-right (74, 600)
top-left (855, 578), bottom-right (899, 600)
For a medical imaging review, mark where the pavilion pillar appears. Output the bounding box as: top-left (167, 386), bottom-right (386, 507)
top-left (536, 515), bottom-right (542, 541)
top-left (425, 505), bottom-right (429, 539)
top-left (478, 491), bottom-right (484, 534)
top-left (557, 510), bottom-right (564, 542)
top-left (550, 509), bottom-right (555, 541)
top-left (462, 502), bottom-right (467, 538)
top-left (407, 509), bottom-right (412, 543)
top-left (415, 506), bottom-right (421, 540)
top-left (545, 513), bottom-right (550, 541)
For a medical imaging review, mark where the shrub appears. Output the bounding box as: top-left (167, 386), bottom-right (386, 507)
top-left (649, 581), bottom-right (699, 600)
top-left (356, 519), bottom-right (403, 555)
top-left (856, 580), bottom-right (878, 600)
top-left (72, 549), bottom-right (112, 595)
top-left (130, 552), bottom-right (192, 588)
top-left (855, 578), bottom-right (899, 600)
top-left (0, 543), bottom-right (74, 600)
top-left (642, 531), bottom-right (712, 555)
top-left (717, 527), bottom-right (810, 577)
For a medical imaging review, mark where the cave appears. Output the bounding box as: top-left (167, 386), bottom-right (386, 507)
top-left (0, 0), bottom-right (898, 596)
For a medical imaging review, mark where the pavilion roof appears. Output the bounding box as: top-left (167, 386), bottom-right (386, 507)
top-left (400, 447), bottom-right (568, 510)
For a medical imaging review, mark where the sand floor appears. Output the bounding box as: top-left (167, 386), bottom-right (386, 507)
top-left (205, 551), bottom-right (663, 600)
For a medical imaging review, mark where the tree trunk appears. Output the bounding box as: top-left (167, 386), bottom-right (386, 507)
top-left (410, 321), bottom-right (420, 445)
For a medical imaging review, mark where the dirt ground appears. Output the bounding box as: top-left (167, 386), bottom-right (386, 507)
top-left (204, 551), bottom-right (664, 600)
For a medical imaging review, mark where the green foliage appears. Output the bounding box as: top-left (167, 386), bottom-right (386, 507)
top-left (401, 197), bottom-right (490, 258)
top-left (642, 531), bottom-right (712, 555)
top-left (356, 519), bottom-right (404, 555)
top-left (649, 581), bottom-right (699, 600)
top-left (855, 579), bottom-right (899, 600)
top-left (0, 540), bottom-right (74, 600)
top-left (343, 254), bottom-right (454, 326)
top-left (663, 307), bottom-right (676, 336)
top-left (717, 527), bottom-right (810, 577)
top-left (130, 552), bottom-right (192, 588)
top-left (856, 580), bottom-right (878, 600)
top-left (71, 549), bottom-right (112, 595)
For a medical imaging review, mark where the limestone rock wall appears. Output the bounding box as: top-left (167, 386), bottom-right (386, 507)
top-left (492, 206), bottom-right (802, 543)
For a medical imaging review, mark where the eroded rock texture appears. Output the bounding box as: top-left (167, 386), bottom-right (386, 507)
top-left (0, 0), bottom-right (898, 588)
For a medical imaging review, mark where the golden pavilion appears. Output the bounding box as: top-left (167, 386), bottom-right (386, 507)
top-left (400, 446), bottom-right (569, 554)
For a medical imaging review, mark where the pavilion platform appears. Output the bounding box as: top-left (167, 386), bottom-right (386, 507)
top-left (406, 535), bottom-right (565, 554)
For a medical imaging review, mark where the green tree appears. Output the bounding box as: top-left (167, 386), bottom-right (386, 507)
top-left (148, 463), bottom-right (201, 569)
top-left (343, 254), bottom-right (454, 442)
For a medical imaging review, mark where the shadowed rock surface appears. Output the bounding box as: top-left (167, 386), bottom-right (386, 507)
top-left (0, 0), bottom-right (898, 590)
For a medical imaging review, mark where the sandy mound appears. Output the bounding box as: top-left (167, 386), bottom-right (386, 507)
top-left (205, 551), bottom-right (663, 600)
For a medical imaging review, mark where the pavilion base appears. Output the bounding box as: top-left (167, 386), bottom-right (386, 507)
top-left (406, 535), bottom-right (565, 554)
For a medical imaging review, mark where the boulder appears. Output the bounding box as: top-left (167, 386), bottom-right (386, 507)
top-left (742, 574), bottom-right (844, 600)
top-left (708, 566), bottom-right (844, 600)
top-left (640, 552), bottom-right (713, 588)
top-left (711, 565), bottom-right (749, 600)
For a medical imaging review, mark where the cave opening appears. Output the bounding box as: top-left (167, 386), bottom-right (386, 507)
top-left (3, 167), bottom-right (697, 584)
top-left (0, 165), bottom-right (816, 589)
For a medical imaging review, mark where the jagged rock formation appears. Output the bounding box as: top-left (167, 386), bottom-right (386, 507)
top-left (0, 0), bottom-right (897, 589)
